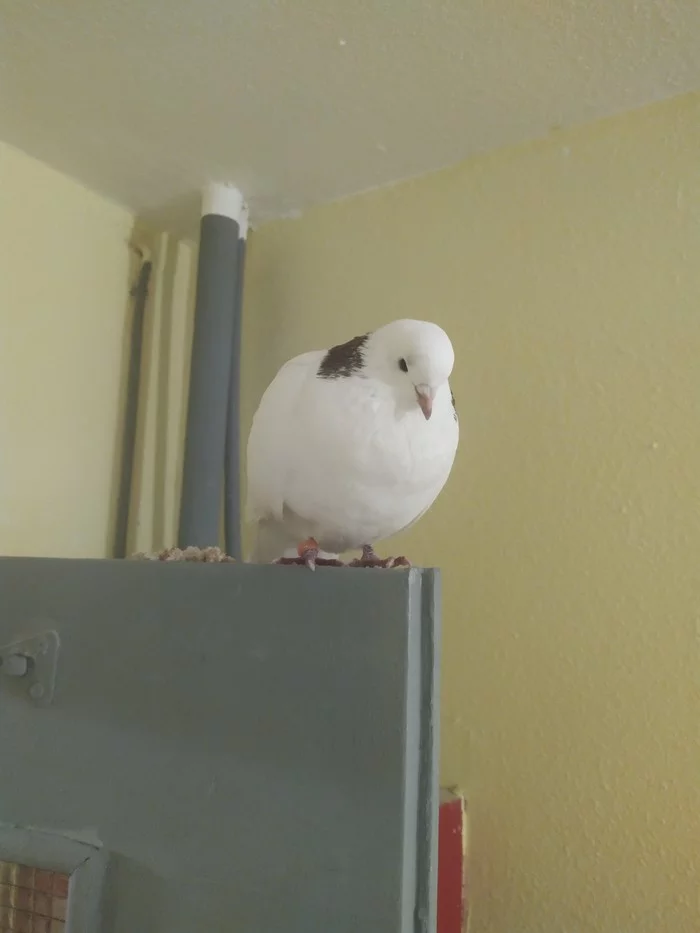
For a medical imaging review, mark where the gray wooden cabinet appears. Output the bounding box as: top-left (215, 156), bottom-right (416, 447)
top-left (0, 559), bottom-right (440, 933)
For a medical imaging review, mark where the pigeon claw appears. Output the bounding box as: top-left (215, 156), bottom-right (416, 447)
top-left (298, 537), bottom-right (319, 571)
top-left (349, 545), bottom-right (412, 569)
top-left (274, 538), bottom-right (345, 571)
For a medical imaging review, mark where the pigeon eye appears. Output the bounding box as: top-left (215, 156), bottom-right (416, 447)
top-left (398, 358), bottom-right (408, 372)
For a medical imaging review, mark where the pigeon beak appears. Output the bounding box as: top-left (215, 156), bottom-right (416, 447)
top-left (415, 384), bottom-right (434, 420)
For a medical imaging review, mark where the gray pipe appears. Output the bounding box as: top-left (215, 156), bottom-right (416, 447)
top-left (114, 252), bottom-right (152, 558)
top-left (224, 233), bottom-right (247, 560)
top-left (178, 189), bottom-right (243, 549)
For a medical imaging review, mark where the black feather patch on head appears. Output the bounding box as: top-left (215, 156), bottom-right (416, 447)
top-left (317, 333), bottom-right (370, 379)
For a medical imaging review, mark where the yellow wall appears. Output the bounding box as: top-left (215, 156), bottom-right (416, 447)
top-left (4, 89), bottom-right (699, 931)
top-left (0, 141), bottom-right (197, 558)
top-left (0, 141), bottom-right (134, 557)
top-left (243, 94), bottom-right (700, 932)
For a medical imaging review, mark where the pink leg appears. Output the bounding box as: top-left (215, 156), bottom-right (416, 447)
top-left (275, 537), bottom-right (345, 571)
top-left (349, 544), bottom-right (411, 569)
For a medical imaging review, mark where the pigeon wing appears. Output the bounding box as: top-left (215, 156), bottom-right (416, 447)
top-left (245, 349), bottom-right (324, 524)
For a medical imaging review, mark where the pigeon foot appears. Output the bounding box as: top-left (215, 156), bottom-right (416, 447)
top-left (349, 545), bottom-right (411, 569)
top-left (275, 538), bottom-right (345, 571)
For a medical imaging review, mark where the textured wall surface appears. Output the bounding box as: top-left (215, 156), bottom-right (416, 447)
top-left (1, 1), bottom-right (699, 222)
top-left (4, 86), bottom-right (700, 932)
top-left (0, 141), bottom-right (134, 557)
top-left (242, 94), bottom-right (700, 932)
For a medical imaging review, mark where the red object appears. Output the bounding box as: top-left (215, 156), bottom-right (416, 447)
top-left (438, 790), bottom-right (466, 933)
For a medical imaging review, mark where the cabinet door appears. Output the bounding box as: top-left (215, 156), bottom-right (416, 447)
top-left (0, 559), bottom-right (439, 933)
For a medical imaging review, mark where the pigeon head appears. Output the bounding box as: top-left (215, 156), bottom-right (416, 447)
top-left (365, 319), bottom-right (455, 420)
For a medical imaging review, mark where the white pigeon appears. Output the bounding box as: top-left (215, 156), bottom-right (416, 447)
top-left (246, 319), bottom-right (459, 568)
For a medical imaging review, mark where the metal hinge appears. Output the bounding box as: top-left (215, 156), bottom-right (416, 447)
top-left (0, 631), bottom-right (60, 707)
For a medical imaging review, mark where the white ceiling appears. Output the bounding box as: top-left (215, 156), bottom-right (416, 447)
top-left (1, 0), bottom-right (699, 229)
